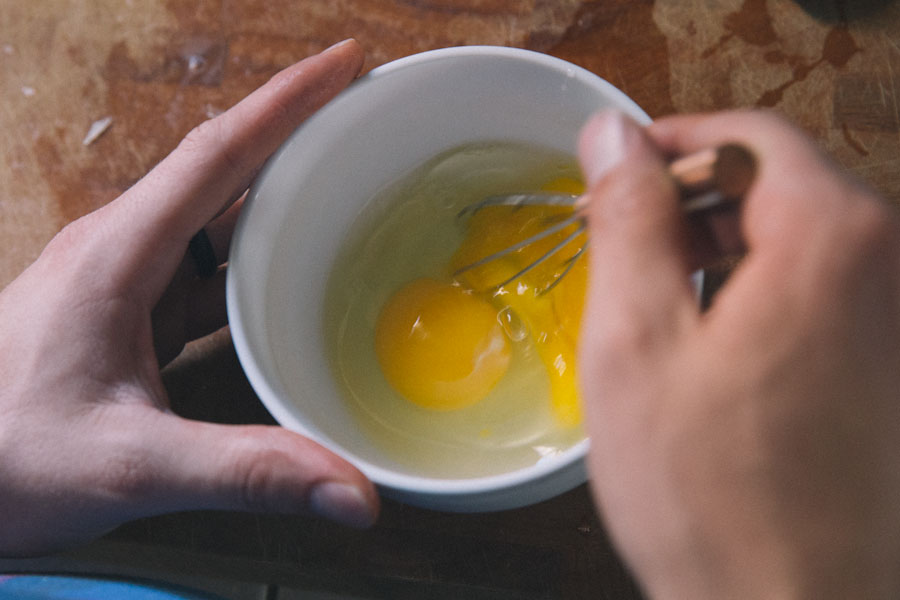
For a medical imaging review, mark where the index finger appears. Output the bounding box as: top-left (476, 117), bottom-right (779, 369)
top-left (98, 39), bottom-right (365, 295)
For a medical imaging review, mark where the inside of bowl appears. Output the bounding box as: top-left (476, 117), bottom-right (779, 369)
top-left (232, 48), bottom-right (650, 487)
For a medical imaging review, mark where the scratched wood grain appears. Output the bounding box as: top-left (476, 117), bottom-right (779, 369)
top-left (4, 0), bottom-right (900, 288)
top-left (2, 1), bottom-right (900, 598)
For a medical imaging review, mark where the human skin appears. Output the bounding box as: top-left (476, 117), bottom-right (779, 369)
top-left (0, 39), bottom-right (378, 558)
top-left (577, 110), bottom-right (900, 599)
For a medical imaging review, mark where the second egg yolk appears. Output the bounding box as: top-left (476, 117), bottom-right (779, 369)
top-left (375, 278), bottom-right (512, 411)
top-left (449, 176), bottom-right (588, 427)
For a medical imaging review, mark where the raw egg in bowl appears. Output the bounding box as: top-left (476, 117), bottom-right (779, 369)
top-left (227, 46), bottom-right (654, 511)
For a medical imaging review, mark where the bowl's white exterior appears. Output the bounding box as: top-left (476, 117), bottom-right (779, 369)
top-left (227, 46), bottom-right (651, 511)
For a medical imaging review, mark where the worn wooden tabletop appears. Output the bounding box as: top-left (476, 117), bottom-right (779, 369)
top-left (2, 1), bottom-right (899, 598)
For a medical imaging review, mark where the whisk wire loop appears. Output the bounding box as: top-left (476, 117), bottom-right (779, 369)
top-left (452, 208), bottom-right (585, 279)
top-left (486, 217), bottom-right (586, 294)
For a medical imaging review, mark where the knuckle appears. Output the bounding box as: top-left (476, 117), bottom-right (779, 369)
top-left (262, 93), bottom-right (293, 135)
top-left (178, 117), bottom-right (222, 155)
top-left (38, 211), bottom-right (132, 299)
top-left (43, 215), bottom-right (91, 261)
top-left (36, 214), bottom-right (106, 288)
top-left (237, 458), bottom-right (274, 512)
top-left (586, 317), bottom-right (660, 378)
top-left (232, 432), bottom-right (296, 513)
top-left (178, 117), bottom-right (247, 175)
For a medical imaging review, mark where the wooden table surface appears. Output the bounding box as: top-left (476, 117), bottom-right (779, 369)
top-left (3, 1), bottom-right (900, 598)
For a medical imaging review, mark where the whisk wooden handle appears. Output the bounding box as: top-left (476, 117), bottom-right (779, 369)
top-left (671, 144), bottom-right (757, 209)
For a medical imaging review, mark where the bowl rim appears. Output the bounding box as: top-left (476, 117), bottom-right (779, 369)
top-left (227, 45), bottom-right (650, 499)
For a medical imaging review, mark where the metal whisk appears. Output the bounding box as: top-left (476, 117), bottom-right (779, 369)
top-left (453, 144), bottom-right (757, 294)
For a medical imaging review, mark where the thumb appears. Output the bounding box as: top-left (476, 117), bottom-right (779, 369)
top-left (576, 111), bottom-right (697, 371)
top-left (136, 413), bottom-right (379, 528)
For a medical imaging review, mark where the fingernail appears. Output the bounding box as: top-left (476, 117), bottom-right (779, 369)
top-left (322, 38), bottom-right (356, 54)
top-left (579, 110), bottom-right (638, 187)
top-left (309, 481), bottom-right (375, 528)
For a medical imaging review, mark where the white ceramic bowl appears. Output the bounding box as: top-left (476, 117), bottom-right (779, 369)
top-left (227, 46), bottom-right (651, 512)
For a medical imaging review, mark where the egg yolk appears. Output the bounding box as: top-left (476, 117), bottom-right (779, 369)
top-left (374, 175), bottom-right (587, 427)
top-left (450, 177), bottom-right (587, 427)
top-left (375, 278), bottom-right (512, 411)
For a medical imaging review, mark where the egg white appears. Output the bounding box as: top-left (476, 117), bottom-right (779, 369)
top-left (323, 141), bottom-right (585, 478)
